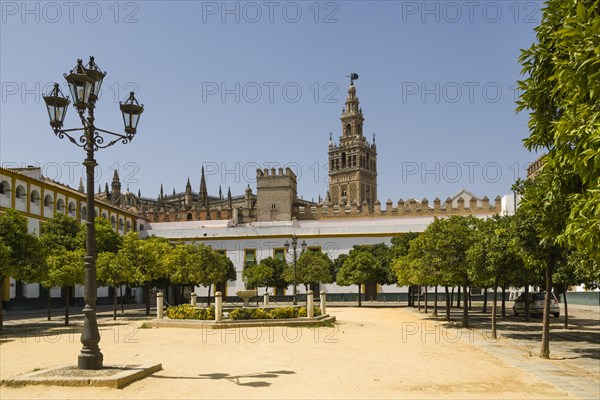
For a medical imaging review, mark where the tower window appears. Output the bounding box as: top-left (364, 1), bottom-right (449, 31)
top-left (345, 123), bottom-right (351, 136)
top-left (341, 152), bottom-right (346, 168)
top-left (187, 213), bottom-right (193, 221)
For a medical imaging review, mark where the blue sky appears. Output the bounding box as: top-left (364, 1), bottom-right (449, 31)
top-left (1, 1), bottom-right (542, 203)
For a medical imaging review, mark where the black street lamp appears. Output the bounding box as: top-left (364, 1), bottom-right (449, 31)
top-left (284, 235), bottom-right (306, 306)
top-left (43, 57), bottom-right (144, 370)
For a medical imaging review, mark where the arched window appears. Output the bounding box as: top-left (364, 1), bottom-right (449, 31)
top-left (126, 220), bottom-right (131, 232)
top-left (68, 202), bottom-right (76, 216)
top-left (81, 206), bottom-right (88, 220)
top-left (345, 123), bottom-right (351, 136)
top-left (110, 216), bottom-right (116, 229)
top-left (341, 152), bottom-right (346, 168)
top-left (44, 194), bottom-right (53, 207)
top-left (0, 180), bottom-right (10, 195)
top-left (102, 212), bottom-right (108, 219)
top-left (187, 213), bottom-right (193, 221)
top-left (30, 190), bottom-right (40, 204)
top-left (15, 185), bottom-right (26, 199)
top-left (56, 198), bottom-right (65, 212)
top-left (118, 218), bottom-right (124, 230)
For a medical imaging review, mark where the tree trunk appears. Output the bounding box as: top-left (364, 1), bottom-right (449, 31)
top-left (444, 286), bottom-right (450, 321)
top-left (408, 286), bottom-right (412, 307)
top-left (501, 285), bottom-right (506, 318)
top-left (491, 279), bottom-right (499, 339)
top-left (462, 279), bottom-right (469, 328)
top-left (120, 285), bottom-right (124, 313)
top-left (357, 284), bottom-right (362, 307)
top-left (524, 284), bottom-right (530, 322)
top-left (47, 287), bottom-right (52, 321)
top-left (0, 275), bottom-right (4, 331)
top-left (424, 286), bottom-right (428, 314)
top-left (563, 289), bottom-right (568, 329)
top-left (145, 282), bottom-right (151, 316)
top-left (417, 286), bottom-right (421, 312)
top-left (468, 287), bottom-right (472, 310)
top-left (482, 287), bottom-right (488, 313)
top-left (64, 286), bottom-right (70, 326)
top-left (540, 257), bottom-right (555, 359)
top-left (113, 284), bottom-right (118, 321)
top-left (450, 287), bottom-right (454, 307)
top-left (433, 286), bottom-right (438, 317)
top-left (457, 286), bottom-right (461, 308)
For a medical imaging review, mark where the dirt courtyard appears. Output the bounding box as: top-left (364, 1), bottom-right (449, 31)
top-left (0, 307), bottom-right (578, 399)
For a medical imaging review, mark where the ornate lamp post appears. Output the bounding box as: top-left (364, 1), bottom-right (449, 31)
top-left (43, 57), bottom-right (144, 370)
top-left (284, 235), bottom-right (306, 305)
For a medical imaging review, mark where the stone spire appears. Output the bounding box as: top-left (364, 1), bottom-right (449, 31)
top-left (111, 170), bottom-right (121, 197)
top-left (341, 75), bottom-right (364, 137)
top-left (219, 185), bottom-right (223, 200)
top-left (172, 188), bottom-right (176, 196)
top-left (78, 177), bottom-right (85, 193)
top-left (185, 177), bottom-right (192, 193)
top-left (159, 184), bottom-right (164, 200)
top-left (199, 166), bottom-right (208, 207)
top-left (227, 187), bottom-right (232, 210)
top-left (138, 189), bottom-right (141, 199)
top-left (98, 184), bottom-right (101, 194)
top-left (104, 182), bottom-right (109, 196)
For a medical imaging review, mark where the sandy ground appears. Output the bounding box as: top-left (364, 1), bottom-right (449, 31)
top-left (0, 307), bottom-right (573, 399)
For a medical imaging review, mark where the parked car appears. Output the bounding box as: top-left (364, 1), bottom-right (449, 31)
top-left (512, 292), bottom-right (560, 318)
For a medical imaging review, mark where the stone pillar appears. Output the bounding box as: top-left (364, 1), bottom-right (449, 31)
top-left (307, 290), bottom-right (314, 318)
top-left (157, 292), bottom-right (163, 319)
top-left (263, 292), bottom-right (269, 306)
top-left (190, 293), bottom-right (197, 306)
top-left (320, 291), bottom-right (326, 315)
top-left (215, 291), bottom-right (222, 322)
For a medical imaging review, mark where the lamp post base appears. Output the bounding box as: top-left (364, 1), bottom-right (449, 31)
top-left (78, 352), bottom-right (103, 370)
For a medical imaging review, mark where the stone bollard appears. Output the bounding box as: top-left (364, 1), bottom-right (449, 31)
top-left (320, 290), bottom-right (326, 315)
top-left (190, 293), bottom-right (197, 306)
top-left (264, 292), bottom-right (269, 306)
top-left (307, 290), bottom-right (314, 318)
top-left (215, 291), bottom-right (222, 322)
top-left (157, 292), bottom-right (164, 319)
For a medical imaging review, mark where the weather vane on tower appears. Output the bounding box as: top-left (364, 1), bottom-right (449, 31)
top-left (348, 72), bottom-right (359, 85)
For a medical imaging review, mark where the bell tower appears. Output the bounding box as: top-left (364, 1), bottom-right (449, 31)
top-left (328, 74), bottom-right (377, 207)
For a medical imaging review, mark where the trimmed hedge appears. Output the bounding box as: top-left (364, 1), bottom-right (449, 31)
top-left (230, 306), bottom-right (322, 320)
top-left (166, 304), bottom-right (215, 320)
top-left (167, 305), bottom-right (323, 320)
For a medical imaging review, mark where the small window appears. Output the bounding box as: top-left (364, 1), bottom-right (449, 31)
top-left (0, 180), bottom-right (11, 195)
top-left (44, 194), bottom-right (53, 207)
top-left (68, 202), bottom-right (76, 216)
top-left (56, 198), bottom-right (65, 212)
top-left (30, 190), bottom-right (40, 204)
top-left (15, 185), bottom-right (26, 199)
top-left (118, 218), bottom-right (124, 230)
top-left (244, 249), bottom-right (256, 269)
top-left (125, 220), bottom-right (131, 232)
top-left (274, 248), bottom-right (285, 261)
top-left (187, 213), bottom-right (193, 221)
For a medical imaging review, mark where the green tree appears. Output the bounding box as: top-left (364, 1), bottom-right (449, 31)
top-left (468, 215), bottom-right (524, 338)
top-left (337, 249), bottom-right (381, 307)
top-left (0, 210), bottom-right (46, 329)
top-left (517, 0), bottom-right (600, 260)
top-left (285, 250), bottom-right (332, 293)
top-left (38, 213), bottom-right (84, 323)
top-left (78, 217), bottom-right (122, 254)
top-left (244, 256), bottom-right (286, 295)
top-left (118, 233), bottom-right (171, 315)
top-left (513, 175), bottom-right (570, 358)
top-left (42, 248), bottom-right (84, 325)
top-left (97, 251), bottom-right (132, 320)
